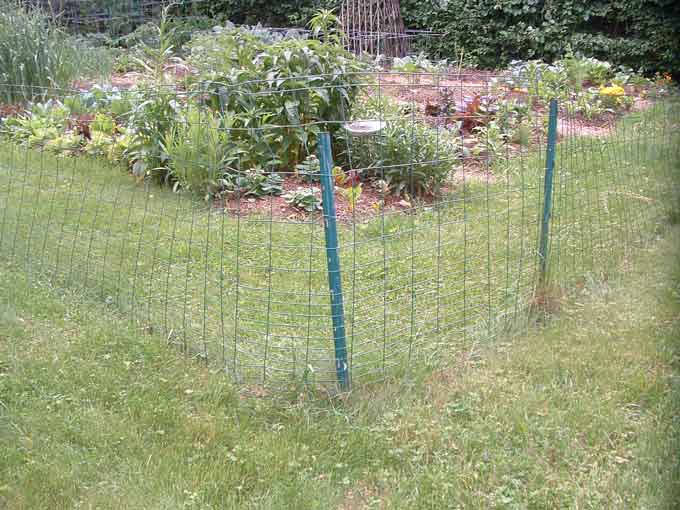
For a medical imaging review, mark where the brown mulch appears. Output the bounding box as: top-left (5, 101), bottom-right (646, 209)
top-left (374, 71), bottom-right (501, 116)
top-left (0, 103), bottom-right (24, 118)
top-left (219, 175), bottom-right (420, 223)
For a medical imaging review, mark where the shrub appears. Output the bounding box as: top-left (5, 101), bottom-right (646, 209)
top-left (401, 0), bottom-right (680, 77)
top-left (342, 96), bottom-right (459, 196)
top-left (187, 25), bottom-right (368, 170)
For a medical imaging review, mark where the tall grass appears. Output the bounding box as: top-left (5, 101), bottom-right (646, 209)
top-left (0, 0), bottom-right (111, 103)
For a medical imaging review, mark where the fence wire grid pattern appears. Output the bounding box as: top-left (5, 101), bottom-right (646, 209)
top-left (1, 73), bottom-right (679, 393)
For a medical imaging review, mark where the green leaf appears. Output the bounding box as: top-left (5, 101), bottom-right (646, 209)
top-left (284, 100), bottom-right (300, 125)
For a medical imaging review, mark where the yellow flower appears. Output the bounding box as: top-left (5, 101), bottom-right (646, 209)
top-left (599, 84), bottom-right (625, 97)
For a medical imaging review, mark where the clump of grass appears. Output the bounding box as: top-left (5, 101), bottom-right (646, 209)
top-left (0, 0), bottom-right (111, 103)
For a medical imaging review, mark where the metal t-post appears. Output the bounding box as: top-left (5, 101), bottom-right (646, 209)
top-left (317, 132), bottom-right (350, 390)
top-left (538, 98), bottom-right (559, 285)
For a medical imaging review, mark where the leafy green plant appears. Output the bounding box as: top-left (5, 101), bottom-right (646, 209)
top-left (117, 15), bottom-right (214, 51)
top-left (563, 89), bottom-right (607, 119)
top-left (342, 96), bottom-right (459, 196)
top-left (111, 47), bottom-right (148, 74)
top-left (308, 8), bottom-right (342, 43)
top-left (346, 120), bottom-right (459, 196)
top-left (124, 88), bottom-right (181, 182)
top-left (91, 113), bottom-right (117, 135)
top-left (472, 121), bottom-right (505, 161)
top-left (188, 25), bottom-right (367, 169)
top-left (501, 56), bottom-right (646, 122)
top-left (503, 55), bottom-right (624, 104)
top-left (2, 100), bottom-right (69, 147)
top-left (511, 122), bottom-right (532, 146)
top-left (560, 50), bottom-right (589, 91)
top-left (163, 107), bottom-right (244, 194)
top-left (579, 57), bottom-right (613, 86)
top-left (392, 53), bottom-right (448, 74)
top-left (132, 4), bottom-right (177, 83)
top-left (338, 183), bottom-right (362, 212)
top-left (613, 67), bottom-right (651, 88)
top-left (496, 97), bottom-right (531, 125)
top-left (283, 187), bottom-right (322, 212)
top-left (64, 85), bottom-right (135, 118)
top-left (83, 131), bottom-right (114, 158)
top-left (222, 170), bottom-right (284, 198)
top-left (45, 132), bottom-right (84, 156)
top-left (106, 128), bottom-right (136, 164)
top-left (495, 98), bottom-right (533, 146)
top-left (295, 155), bottom-right (321, 183)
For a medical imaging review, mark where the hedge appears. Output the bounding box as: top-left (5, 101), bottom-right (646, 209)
top-left (401, 0), bottom-right (680, 76)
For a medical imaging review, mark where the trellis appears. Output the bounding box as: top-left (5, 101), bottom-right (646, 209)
top-left (340, 0), bottom-right (408, 57)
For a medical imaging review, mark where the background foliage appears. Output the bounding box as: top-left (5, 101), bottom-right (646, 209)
top-left (31, 0), bottom-right (680, 75)
top-left (401, 0), bottom-right (680, 76)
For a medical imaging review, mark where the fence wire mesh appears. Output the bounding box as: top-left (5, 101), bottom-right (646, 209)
top-left (1, 2), bottom-right (679, 393)
top-left (1, 69), bottom-right (678, 394)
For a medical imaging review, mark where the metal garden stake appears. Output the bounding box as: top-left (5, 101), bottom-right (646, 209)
top-left (538, 98), bottom-right (559, 285)
top-left (317, 132), bottom-right (350, 390)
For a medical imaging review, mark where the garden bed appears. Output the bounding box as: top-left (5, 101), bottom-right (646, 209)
top-left (219, 173), bottom-right (417, 222)
top-left (1, 0), bottom-right (678, 393)
top-left (0, 3), bottom-right (676, 224)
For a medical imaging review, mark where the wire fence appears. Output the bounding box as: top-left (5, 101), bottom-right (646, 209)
top-left (0, 69), bottom-right (678, 394)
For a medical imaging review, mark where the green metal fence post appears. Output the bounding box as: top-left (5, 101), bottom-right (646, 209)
top-left (539, 98), bottom-right (559, 285)
top-left (318, 132), bottom-right (350, 391)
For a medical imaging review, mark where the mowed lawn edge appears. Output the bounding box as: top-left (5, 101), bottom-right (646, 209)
top-left (0, 225), bottom-right (678, 508)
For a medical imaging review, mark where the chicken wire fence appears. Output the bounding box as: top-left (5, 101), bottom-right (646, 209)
top-left (0, 72), bottom-right (678, 394)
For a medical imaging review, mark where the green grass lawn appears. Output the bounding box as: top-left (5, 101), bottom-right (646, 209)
top-left (1, 201), bottom-right (679, 509)
top-left (0, 101), bottom-right (677, 391)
